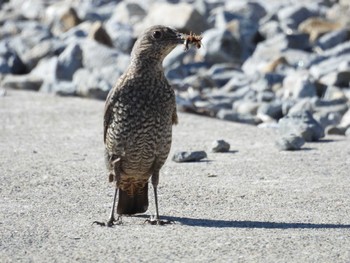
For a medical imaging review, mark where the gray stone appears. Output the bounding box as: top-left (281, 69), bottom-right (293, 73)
top-left (172, 151), bottom-right (207, 163)
top-left (0, 43), bottom-right (26, 74)
top-left (80, 39), bottom-right (130, 71)
top-left (199, 28), bottom-right (241, 64)
top-left (281, 100), bottom-right (295, 116)
top-left (216, 109), bottom-right (260, 125)
top-left (164, 50), bottom-right (204, 82)
top-left (0, 57), bottom-right (11, 74)
top-left (40, 80), bottom-right (76, 96)
top-left (163, 46), bottom-right (191, 70)
top-left (319, 71), bottom-right (350, 87)
top-left (259, 20), bottom-right (283, 39)
top-left (112, 2), bottom-right (146, 25)
top-left (288, 98), bottom-right (314, 115)
top-left (277, 5), bottom-right (316, 29)
top-left (97, 65), bottom-right (123, 89)
top-left (59, 21), bottom-right (90, 43)
top-left (321, 40), bottom-right (350, 58)
top-left (225, 1), bottom-right (266, 22)
top-left (313, 99), bottom-right (349, 116)
top-left (282, 33), bottom-right (311, 51)
top-left (258, 33), bottom-right (311, 52)
top-left (220, 71), bottom-right (251, 92)
top-left (233, 100), bottom-right (260, 116)
top-left (193, 0), bottom-right (210, 17)
top-left (175, 95), bottom-right (198, 114)
top-left (314, 111), bottom-right (343, 129)
top-left (2, 74), bottom-right (43, 91)
top-left (340, 109), bottom-right (350, 129)
top-left (0, 87), bottom-right (6, 97)
top-left (316, 29), bottom-right (350, 51)
top-left (257, 101), bottom-right (283, 120)
top-left (182, 74), bottom-right (216, 90)
top-left (264, 73), bottom-right (285, 88)
top-left (278, 110), bottom-right (325, 142)
top-left (244, 48), bottom-right (281, 75)
top-left (30, 57), bottom-right (58, 84)
top-left (346, 127), bottom-right (350, 137)
top-left (211, 140), bottom-right (230, 153)
top-left (323, 86), bottom-right (348, 101)
top-left (57, 43), bottom-right (83, 80)
top-left (257, 90), bottom-right (276, 103)
top-left (192, 99), bottom-right (232, 116)
top-left (309, 54), bottom-right (350, 79)
top-left (209, 64), bottom-right (240, 87)
top-left (326, 126), bottom-right (347, 135)
top-left (105, 20), bottom-right (134, 53)
top-left (283, 72), bottom-right (317, 99)
top-left (21, 39), bottom-right (65, 71)
top-left (73, 68), bottom-right (111, 100)
top-left (20, 0), bottom-right (45, 20)
top-left (0, 20), bottom-right (52, 57)
top-left (242, 33), bottom-right (310, 75)
top-left (137, 2), bottom-right (208, 35)
top-left (282, 49), bottom-right (316, 69)
top-left (275, 134), bottom-right (305, 151)
top-left (13, 22), bottom-right (52, 52)
top-left (74, 1), bottom-right (115, 22)
top-left (46, 5), bottom-right (81, 35)
top-left (213, 10), bottom-right (237, 31)
top-left (0, 5), bottom-right (22, 26)
top-left (88, 21), bottom-right (113, 47)
top-left (213, 7), bottom-right (262, 60)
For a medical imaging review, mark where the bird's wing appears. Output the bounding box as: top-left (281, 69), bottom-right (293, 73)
top-left (103, 75), bottom-right (127, 143)
top-left (172, 108), bottom-right (178, 125)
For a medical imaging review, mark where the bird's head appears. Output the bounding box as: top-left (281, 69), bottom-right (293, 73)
top-left (130, 25), bottom-right (183, 66)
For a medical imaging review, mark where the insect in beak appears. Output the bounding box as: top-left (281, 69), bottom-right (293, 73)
top-left (182, 32), bottom-right (203, 51)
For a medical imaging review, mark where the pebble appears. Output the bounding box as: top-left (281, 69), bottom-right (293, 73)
top-left (2, 74), bottom-right (43, 91)
top-left (88, 21), bottom-right (113, 47)
top-left (275, 134), bottom-right (305, 151)
top-left (56, 43), bottom-right (83, 80)
top-left (326, 126), bottom-right (347, 136)
top-left (211, 140), bottom-right (230, 153)
top-left (346, 128), bottom-right (350, 137)
top-left (172, 151), bottom-right (207, 163)
top-left (216, 109), bottom-right (260, 125)
top-left (136, 2), bottom-right (209, 35)
top-left (199, 28), bottom-right (241, 64)
top-left (278, 110), bottom-right (325, 142)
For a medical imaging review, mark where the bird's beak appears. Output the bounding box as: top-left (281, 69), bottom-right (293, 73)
top-left (176, 32), bottom-right (185, 44)
top-left (168, 28), bottom-right (185, 44)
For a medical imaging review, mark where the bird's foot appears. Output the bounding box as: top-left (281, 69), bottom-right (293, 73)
top-left (93, 216), bottom-right (122, 227)
top-left (144, 218), bottom-right (174, 226)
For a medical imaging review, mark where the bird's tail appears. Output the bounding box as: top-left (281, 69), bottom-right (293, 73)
top-left (117, 183), bottom-right (149, 215)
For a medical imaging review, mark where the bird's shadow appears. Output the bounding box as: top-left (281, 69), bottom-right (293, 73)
top-left (136, 215), bottom-right (350, 229)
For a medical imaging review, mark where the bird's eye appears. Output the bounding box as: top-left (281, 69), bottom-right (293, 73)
top-left (152, 31), bottom-right (162, 39)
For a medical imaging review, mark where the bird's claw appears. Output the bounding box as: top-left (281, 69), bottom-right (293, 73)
top-left (143, 218), bottom-right (174, 225)
top-left (92, 216), bottom-right (122, 227)
top-left (92, 221), bottom-right (106, 227)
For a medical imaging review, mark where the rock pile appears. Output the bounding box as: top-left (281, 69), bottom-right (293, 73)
top-left (1, 0), bottom-right (350, 141)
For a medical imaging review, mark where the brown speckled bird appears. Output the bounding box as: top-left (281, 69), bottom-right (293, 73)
top-left (100, 25), bottom-right (182, 226)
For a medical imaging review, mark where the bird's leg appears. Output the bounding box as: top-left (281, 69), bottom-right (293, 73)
top-left (107, 186), bottom-right (121, 226)
top-left (144, 172), bottom-right (173, 225)
top-left (94, 157), bottom-right (123, 227)
top-left (154, 185), bottom-right (160, 220)
top-left (93, 186), bottom-right (122, 227)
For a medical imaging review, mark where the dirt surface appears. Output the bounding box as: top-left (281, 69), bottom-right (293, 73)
top-left (1, 89), bottom-right (350, 262)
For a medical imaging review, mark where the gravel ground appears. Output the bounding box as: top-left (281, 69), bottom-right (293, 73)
top-left (1, 90), bottom-right (350, 262)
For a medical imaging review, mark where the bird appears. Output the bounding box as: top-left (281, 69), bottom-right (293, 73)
top-left (96, 25), bottom-right (183, 226)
